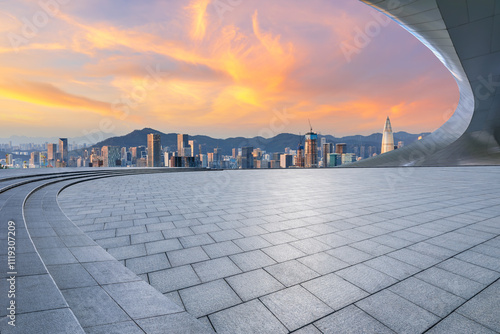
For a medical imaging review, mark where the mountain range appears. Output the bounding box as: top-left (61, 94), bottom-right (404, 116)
top-left (74, 128), bottom-right (430, 156)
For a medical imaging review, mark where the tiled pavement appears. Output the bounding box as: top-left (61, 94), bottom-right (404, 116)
top-left (57, 167), bottom-right (500, 333)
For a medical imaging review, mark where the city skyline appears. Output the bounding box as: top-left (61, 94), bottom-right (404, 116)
top-left (0, 0), bottom-right (458, 139)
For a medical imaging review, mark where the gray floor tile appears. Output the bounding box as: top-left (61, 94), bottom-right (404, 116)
top-left (125, 253), bottom-right (170, 274)
top-left (179, 279), bottom-right (241, 317)
top-left (149, 265), bottom-right (201, 293)
top-left (389, 277), bottom-right (465, 317)
top-left (261, 285), bottom-right (332, 331)
top-left (265, 260), bottom-right (320, 286)
top-left (426, 312), bottom-right (496, 334)
top-left (326, 246), bottom-right (373, 264)
top-left (303, 273), bottom-right (368, 310)
top-left (437, 258), bottom-right (500, 284)
top-left (298, 252), bottom-right (349, 275)
top-left (315, 305), bottom-right (395, 334)
top-left (226, 269), bottom-right (284, 301)
top-left (262, 243), bottom-right (305, 262)
top-left (103, 280), bottom-right (182, 318)
top-left (137, 312), bottom-right (214, 334)
top-left (62, 286), bottom-right (130, 327)
top-left (365, 255), bottom-right (420, 280)
top-left (230, 250), bottom-right (277, 272)
top-left (336, 264), bottom-right (398, 293)
top-left (356, 289), bottom-right (440, 334)
top-left (85, 321), bottom-right (145, 334)
top-left (416, 267), bottom-right (485, 299)
top-left (83, 260), bottom-right (140, 285)
top-left (47, 263), bottom-right (97, 290)
top-left (202, 241), bottom-right (243, 258)
top-left (210, 299), bottom-right (287, 334)
top-left (167, 246), bottom-right (210, 267)
top-left (192, 257), bottom-right (242, 282)
top-left (457, 281), bottom-right (500, 332)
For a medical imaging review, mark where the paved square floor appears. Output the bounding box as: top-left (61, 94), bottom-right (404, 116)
top-left (58, 167), bottom-right (500, 333)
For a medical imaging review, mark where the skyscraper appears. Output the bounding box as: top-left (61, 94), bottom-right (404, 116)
top-left (148, 133), bottom-right (161, 167)
top-left (241, 147), bottom-right (254, 169)
top-left (188, 140), bottom-right (195, 156)
top-left (322, 143), bottom-right (333, 167)
top-left (102, 146), bottom-right (121, 167)
top-left (58, 138), bottom-right (68, 164)
top-left (335, 143), bottom-right (346, 155)
top-left (305, 131), bottom-right (318, 168)
top-left (381, 116), bottom-right (394, 154)
top-left (177, 134), bottom-right (188, 157)
top-left (47, 143), bottom-right (57, 162)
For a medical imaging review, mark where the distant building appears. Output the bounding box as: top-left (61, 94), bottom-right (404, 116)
top-left (232, 148), bottom-right (237, 158)
top-left (381, 116), bottom-right (394, 154)
top-left (241, 147), bottom-right (254, 169)
top-left (147, 133), bottom-right (161, 167)
top-left (188, 140), bottom-right (195, 156)
top-left (322, 143), bottom-right (333, 167)
top-left (280, 154), bottom-right (293, 168)
top-left (335, 143), bottom-right (346, 155)
top-left (342, 153), bottom-right (356, 165)
top-left (102, 146), bottom-right (121, 167)
top-left (304, 131), bottom-right (318, 168)
top-left (177, 134), bottom-right (189, 157)
top-left (164, 152), bottom-right (170, 167)
top-left (398, 141), bottom-right (404, 148)
top-left (58, 138), bottom-right (68, 164)
top-left (47, 143), bottom-right (57, 163)
top-left (29, 151), bottom-right (40, 167)
top-left (327, 153), bottom-right (341, 167)
top-left (296, 144), bottom-right (304, 167)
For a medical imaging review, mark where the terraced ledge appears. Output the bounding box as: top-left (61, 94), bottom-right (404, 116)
top-left (0, 169), bottom-right (217, 334)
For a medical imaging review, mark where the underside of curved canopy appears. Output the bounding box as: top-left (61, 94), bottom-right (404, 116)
top-left (352, 0), bottom-right (500, 167)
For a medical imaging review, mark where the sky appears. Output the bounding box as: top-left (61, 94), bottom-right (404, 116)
top-left (0, 0), bottom-right (459, 140)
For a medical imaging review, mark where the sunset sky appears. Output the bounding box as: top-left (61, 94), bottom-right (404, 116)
top-left (0, 0), bottom-right (459, 139)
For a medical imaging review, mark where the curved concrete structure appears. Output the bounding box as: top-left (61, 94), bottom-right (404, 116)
top-left (353, 0), bottom-right (500, 166)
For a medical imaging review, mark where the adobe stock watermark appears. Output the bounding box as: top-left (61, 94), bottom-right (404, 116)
top-left (212, 0), bottom-right (244, 20)
top-left (7, 0), bottom-right (70, 53)
top-left (474, 74), bottom-right (500, 102)
top-left (340, 1), bottom-right (402, 63)
top-left (79, 64), bottom-right (169, 146)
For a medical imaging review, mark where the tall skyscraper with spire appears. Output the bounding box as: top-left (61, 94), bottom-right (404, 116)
top-left (381, 116), bottom-right (394, 154)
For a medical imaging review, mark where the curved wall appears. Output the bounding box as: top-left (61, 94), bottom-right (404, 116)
top-left (351, 0), bottom-right (500, 166)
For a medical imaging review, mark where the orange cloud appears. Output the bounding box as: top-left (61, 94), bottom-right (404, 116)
top-left (186, 0), bottom-right (210, 41)
top-left (0, 79), bottom-right (125, 118)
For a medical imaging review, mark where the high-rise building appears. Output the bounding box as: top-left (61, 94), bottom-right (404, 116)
top-left (280, 154), bottom-right (293, 168)
top-left (102, 146), bottom-right (121, 167)
top-left (342, 153), bottom-right (356, 165)
top-left (322, 143), bottom-right (333, 167)
top-left (232, 148), bottom-right (237, 158)
top-left (241, 147), bottom-right (254, 169)
top-left (304, 131), bottom-right (318, 168)
top-left (381, 116), bottom-right (395, 154)
top-left (188, 140), bottom-right (195, 156)
top-left (398, 141), bottom-right (404, 149)
top-left (335, 143), bottom-right (346, 155)
top-left (148, 133), bottom-right (161, 167)
top-left (177, 134), bottom-right (188, 156)
top-left (121, 147), bottom-right (127, 160)
top-left (47, 143), bottom-right (57, 162)
top-left (58, 138), bottom-right (68, 164)
top-left (29, 151), bottom-right (40, 167)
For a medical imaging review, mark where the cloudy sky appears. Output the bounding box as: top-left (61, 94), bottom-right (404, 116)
top-left (0, 0), bottom-right (458, 139)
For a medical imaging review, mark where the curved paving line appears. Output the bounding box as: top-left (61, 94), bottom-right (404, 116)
top-left (0, 169), bottom-right (217, 334)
